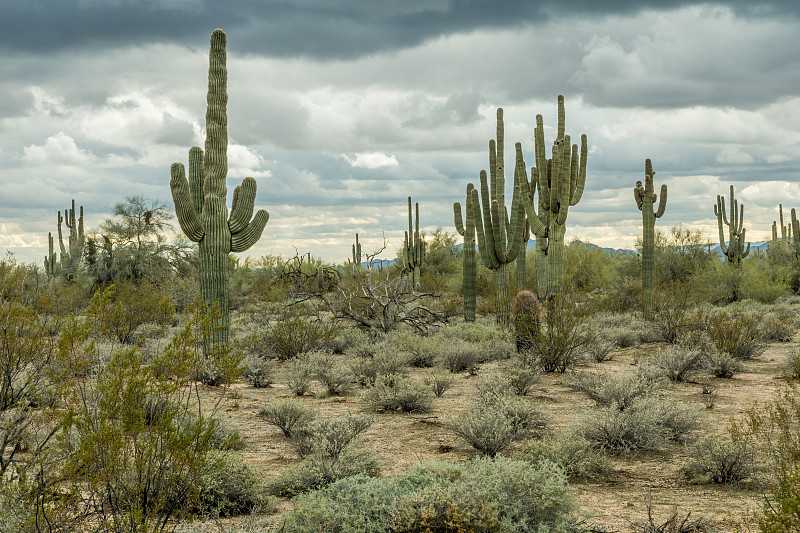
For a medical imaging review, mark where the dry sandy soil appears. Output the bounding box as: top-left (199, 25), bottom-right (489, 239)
top-left (191, 319), bottom-right (799, 532)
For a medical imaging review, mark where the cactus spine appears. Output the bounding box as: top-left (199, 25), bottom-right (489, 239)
top-left (170, 29), bottom-right (269, 348)
top-left (471, 108), bottom-right (525, 325)
top-left (633, 159), bottom-right (667, 311)
top-left (714, 185), bottom-right (749, 267)
top-left (403, 197), bottom-right (423, 289)
top-left (518, 95), bottom-right (588, 299)
top-left (454, 183), bottom-right (477, 322)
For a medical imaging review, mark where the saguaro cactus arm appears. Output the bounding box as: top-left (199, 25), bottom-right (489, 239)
top-left (170, 163), bottom-right (206, 242)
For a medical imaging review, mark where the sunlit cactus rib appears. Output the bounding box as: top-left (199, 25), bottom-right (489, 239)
top-left (170, 29), bottom-right (269, 348)
top-left (714, 184), bottom-right (749, 267)
top-left (471, 108), bottom-right (526, 325)
top-left (454, 183), bottom-right (477, 322)
top-left (403, 197), bottom-right (423, 289)
top-left (634, 159), bottom-right (667, 311)
top-left (518, 95), bottom-right (587, 299)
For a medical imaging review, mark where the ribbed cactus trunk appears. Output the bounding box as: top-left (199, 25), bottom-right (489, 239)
top-left (634, 159), bottom-right (667, 312)
top-left (352, 233), bottom-right (361, 268)
top-left (454, 184), bottom-right (477, 322)
top-left (472, 109), bottom-right (525, 326)
top-left (47, 199), bottom-right (84, 280)
top-left (45, 232), bottom-right (56, 277)
top-left (170, 29), bottom-right (269, 349)
top-left (403, 197), bottom-right (423, 289)
top-left (714, 185), bottom-right (750, 268)
top-left (518, 96), bottom-right (587, 300)
top-left (516, 216), bottom-right (529, 290)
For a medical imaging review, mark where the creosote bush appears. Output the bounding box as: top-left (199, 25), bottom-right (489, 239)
top-left (241, 355), bottom-right (274, 388)
top-left (651, 343), bottom-right (704, 382)
top-left (258, 398), bottom-right (315, 438)
top-left (683, 434), bottom-right (756, 484)
top-left (569, 368), bottom-right (663, 410)
top-left (705, 307), bottom-right (768, 360)
top-left (261, 311), bottom-right (337, 360)
top-left (516, 430), bottom-right (610, 481)
top-left (364, 374), bottom-right (434, 413)
top-left (528, 295), bottom-right (590, 373)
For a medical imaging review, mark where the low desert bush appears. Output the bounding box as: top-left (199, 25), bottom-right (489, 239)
top-left (786, 348), bottom-right (800, 380)
top-left (258, 399), bottom-right (315, 438)
top-left (516, 431), bottom-right (610, 481)
top-left (283, 353), bottom-right (314, 395)
top-left (282, 456), bottom-right (578, 533)
top-left (628, 497), bottom-right (716, 533)
top-left (583, 397), bottom-right (696, 453)
top-left (760, 304), bottom-right (799, 343)
top-left (241, 355), bottom-right (274, 388)
top-left (363, 374), bottom-right (434, 414)
top-left (703, 348), bottom-right (743, 379)
top-left (503, 357), bottom-right (540, 396)
top-left (585, 329), bottom-right (618, 363)
top-left (191, 452), bottom-right (270, 518)
top-left (307, 352), bottom-right (354, 396)
top-left (705, 307), bottom-right (768, 360)
top-left (346, 341), bottom-right (410, 386)
top-left (423, 368), bottom-right (455, 397)
top-left (261, 313), bottom-right (337, 360)
top-left (528, 295), bottom-right (590, 373)
top-left (568, 368), bottom-right (662, 410)
top-left (436, 338), bottom-right (484, 373)
top-left (651, 343), bottom-right (703, 382)
top-left (290, 413), bottom-right (373, 459)
top-left (683, 434), bottom-right (756, 484)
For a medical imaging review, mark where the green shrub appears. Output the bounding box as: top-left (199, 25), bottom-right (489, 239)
top-left (363, 375), bottom-right (434, 414)
top-left (283, 353), bottom-right (314, 396)
top-left (262, 313), bottom-right (337, 360)
top-left (346, 341), bottom-right (410, 386)
top-left (516, 431), bottom-right (610, 481)
top-left (568, 369), bottom-right (662, 410)
top-left (191, 452), bottom-right (270, 518)
top-left (703, 348), bottom-right (743, 378)
top-left (583, 397), bottom-right (696, 453)
top-left (258, 399), bottom-right (315, 438)
top-left (760, 304), bottom-right (799, 342)
top-left (706, 307), bottom-right (768, 360)
top-left (786, 348), bottom-right (800, 380)
top-left (423, 367), bottom-right (455, 397)
top-left (241, 355), bottom-right (274, 388)
top-left (529, 295), bottom-right (589, 373)
top-left (644, 288), bottom-right (697, 344)
top-left (436, 338), bottom-right (484, 373)
top-left (290, 413), bottom-right (373, 459)
top-left (511, 290), bottom-right (540, 353)
top-left (307, 352), bottom-right (354, 395)
top-left (682, 434), bottom-right (756, 484)
top-left (651, 343), bottom-right (703, 382)
top-left (503, 357), bottom-right (540, 396)
top-left (585, 329), bottom-right (618, 363)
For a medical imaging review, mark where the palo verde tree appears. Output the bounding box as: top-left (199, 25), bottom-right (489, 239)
top-left (633, 158), bottom-right (667, 311)
top-left (170, 29), bottom-right (269, 348)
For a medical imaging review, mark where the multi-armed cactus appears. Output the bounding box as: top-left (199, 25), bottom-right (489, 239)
top-left (170, 29), bottom-right (269, 348)
top-left (403, 197), bottom-right (423, 289)
top-left (471, 108), bottom-right (526, 324)
top-left (453, 183), bottom-right (477, 322)
top-left (714, 185), bottom-right (749, 267)
top-left (771, 204), bottom-right (793, 245)
top-left (45, 199), bottom-right (85, 280)
top-left (518, 95), bottom-right (588, 298)
top-left (634, 159), bottom-right (667, 310)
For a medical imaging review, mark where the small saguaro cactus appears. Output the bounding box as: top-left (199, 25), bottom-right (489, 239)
top-left (170, 29), bottom-right (269, 348)
top-left (511, 290), bottom-right (540, 353)
top-left (454, 183), bottom-right (477, 322)
top-left (634, 159), bottom-right (667, 311)
top-left (518, 95), bottom-right (588, 299)
top-left (403, 197), bottom-right (423, 289)
top-left (714, 185), bottom-right (749, 267)
top-left (471, 108), bottom-right (526, 325)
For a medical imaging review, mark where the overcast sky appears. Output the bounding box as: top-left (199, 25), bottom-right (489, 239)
top-left (2, 0), bottom-right (799, 266)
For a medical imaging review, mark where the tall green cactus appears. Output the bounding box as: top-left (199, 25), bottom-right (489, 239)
top-left (790, 208), bottom-right (800, 259)
top-left (633, 159), bottom-right (667, 311)
top-left (471, 108), bottom-right (525, 325)
top-left (772, 204), bottom-right (792, 245)
top-left (516, 215), bottom-right (530, 290)
top-left (714, 184), bottom-right (749, 267)
top-left (352, 233), bottom-right (361, 268)
top-left (170, 29), bottom-right (269, 348)
top-left (518, 95), bottom-right (588, 299)
top-left (45, 199), bottom-right (85, 280)
top-left (403, 197), bottom-right (423, 289)
top-left (454, 183), bottom-right (477, 322)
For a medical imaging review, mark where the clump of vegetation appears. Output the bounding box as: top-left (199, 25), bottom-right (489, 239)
top-left (650, 343), bottom-right (704, 382)
top-left (516, 431), bottom-right (610, 481)
top-left (682, 433), bottom-right (756, 484)
top-left (568, 368), bottom-right (663, 410)
top-left (511, 290), bottom-right (540, 352)
top-left (259, 399), bottom-right (316, 438)
top-left (363, 374), bottom-right (434, 414)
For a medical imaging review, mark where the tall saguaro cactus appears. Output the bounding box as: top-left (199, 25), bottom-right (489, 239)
top-left (472, 108), bottom-right (526, 324)
top-left (772, 204), bottom-right (792, 244)
top-left (403, 197), bottom-right (423, 289)
top-left (454, 183), bottom-right (477, 322)
top-left (45, 199), bottom-right (85, 280)
top-left (633, 159), bottom-right (667, 311)
top-left (352, 233), bottom-right (362, 267)
top-left (714, 185), bottom-right (749, 267)
top-left (516, 215), bottom-right (530, 290)
top-left (518, 95), bottom-right (588, 298)
top-left (170, 29), bottom-right (269, 348)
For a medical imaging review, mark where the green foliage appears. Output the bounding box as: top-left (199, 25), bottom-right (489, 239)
top-left (261, 310), bottom-right (337, 360)
top-left (705, 306), bottom-right (768, 360)
top-left (569, 368), bottom-right (663, 411)
top-left (562, 239), bottom-right (616, 294)
top-left (241, 355), bottom-right (274, 388)
top-left (528, 294), bottom-right (589, 372)
top-left (191, 452), bottom-right (270, 518)
top-left (516, 431), bottom-right (610, 481)
top-left (259, 398), bottom-right (316, 438)
top-left (86, 281), bottom-right (174, 344)
top-left (364, 374), bottom-right (434, 413)
top-left (308, 351), bottom-right (355, 395)
top-left (284, 456), bottom-right (578, 533)
top-left (423, 367), bottom-right (455, 397)
top-left (651, 343), bottom-right (704, 382)
top-left (683, 433), bottom-right (756, 484)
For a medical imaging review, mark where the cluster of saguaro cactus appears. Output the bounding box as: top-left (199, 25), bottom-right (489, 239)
top-left (453, 183), bottom-right (477, 322)
top-left (45, 199), bottom-right (85, 280)
top-left (714, 185), bottom-right (749, 267)
top-left (471, 108), bottom-right (526, 325)
top-left (352, 233), bottom-right (362, 267)
top-left (634, 159), bottom-right (667, 310)
top-left (518, 95), bottom-right (588, 299)
top-left (403, 197), bottom-right (423, 289)
top-left (170, 29), bottom-right (269, 348)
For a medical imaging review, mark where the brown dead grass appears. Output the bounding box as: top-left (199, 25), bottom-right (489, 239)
top-left (195, 320), bottom-right (799, 532)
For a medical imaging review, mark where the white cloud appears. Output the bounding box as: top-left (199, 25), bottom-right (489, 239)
top-left (342, 152), bottom-right (399, 169)
top-left (716, 147), bottom-right (755, 165)
top-left (21, 132), bottom-right (96, 165)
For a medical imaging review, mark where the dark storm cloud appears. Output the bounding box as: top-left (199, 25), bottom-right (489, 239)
top-left (1, 0), bottom-right (797, 60)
